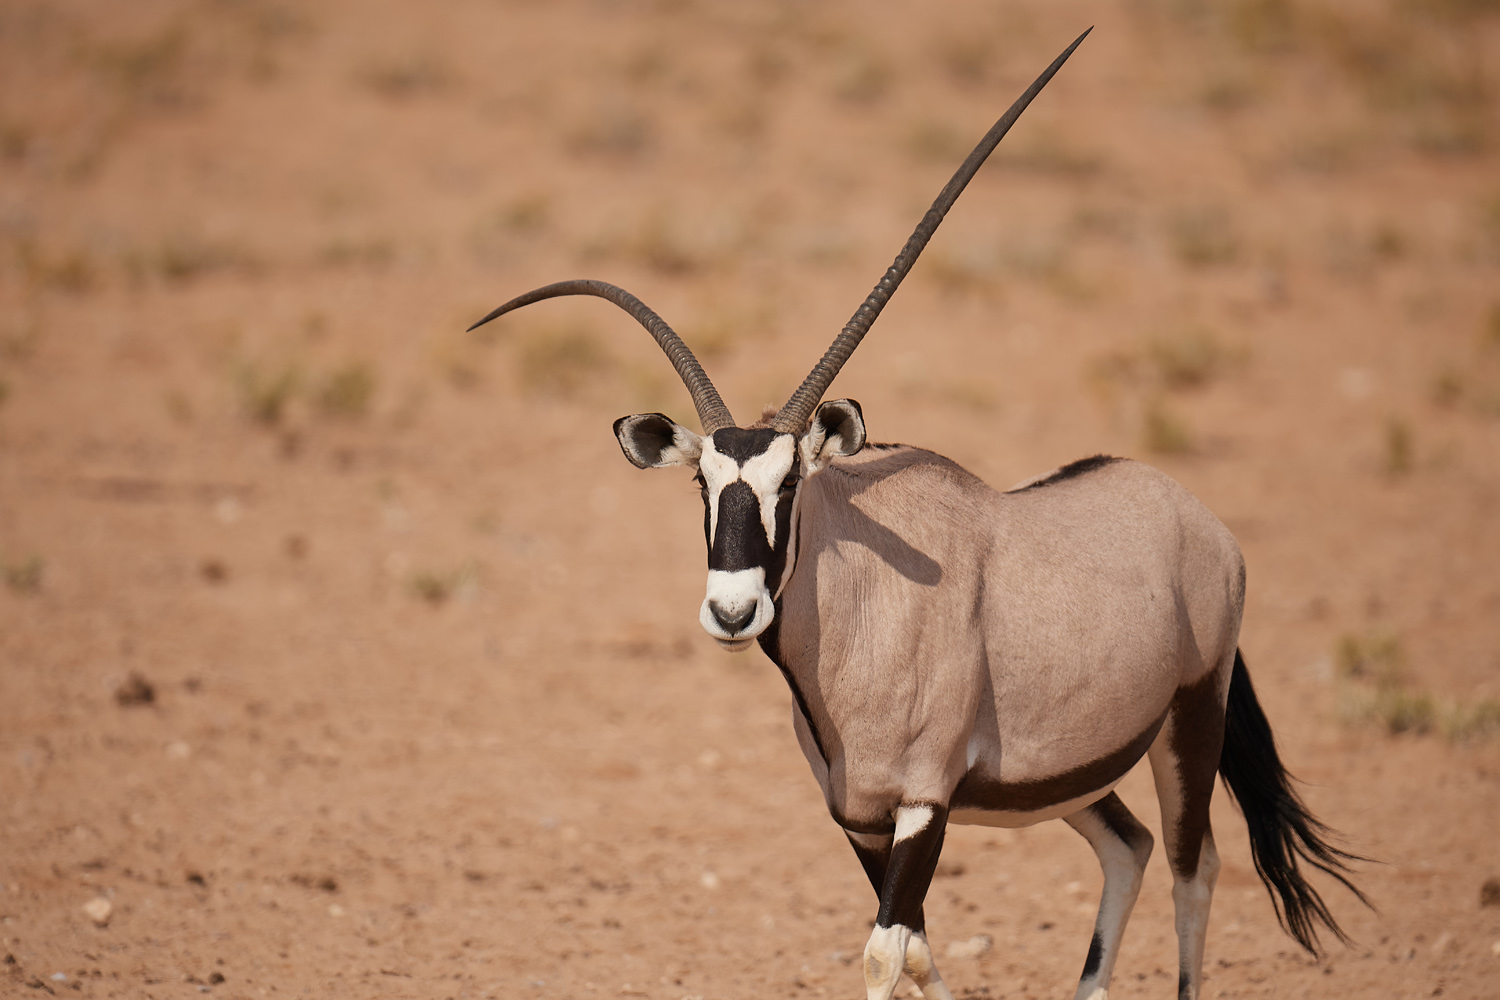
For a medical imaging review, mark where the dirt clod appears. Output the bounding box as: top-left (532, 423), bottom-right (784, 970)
top-left (1481, 877), bottom-right (1500, 908)
top-left (113, 674), bottom-right (155, 707)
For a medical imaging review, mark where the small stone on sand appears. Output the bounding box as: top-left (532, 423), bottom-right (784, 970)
top-left (945, 933), bottom-right (992, 959)
top-left (82, 896), bottom-right (112, 925)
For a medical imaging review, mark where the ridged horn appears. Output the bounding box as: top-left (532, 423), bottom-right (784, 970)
top-left (468, 279), bottom-right (736, 434)
top-left (771, 27), bottom-right (1092, 434)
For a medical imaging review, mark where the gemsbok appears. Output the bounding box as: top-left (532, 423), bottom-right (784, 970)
top-left (471, 28), bottom-right (1367, 1000)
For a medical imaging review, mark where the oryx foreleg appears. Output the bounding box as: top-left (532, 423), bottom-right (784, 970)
top-left (849, 803), bottom-right (955, 1000)
top-left (1064, 792), bottom-right (1154, 1000)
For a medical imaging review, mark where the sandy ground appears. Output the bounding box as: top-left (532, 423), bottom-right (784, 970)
top-left (2, 1), bottom-right (1500, 997)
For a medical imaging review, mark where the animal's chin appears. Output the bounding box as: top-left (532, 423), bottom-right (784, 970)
top-left (715, 637), bottom-right (756, 653)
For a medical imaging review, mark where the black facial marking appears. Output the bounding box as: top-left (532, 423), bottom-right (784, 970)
top-left (703, 427), bottom-right (799, 585)
top-left (711, 480), bottom-right (765, 572)
top-left (710, 426), bottom-right (782, 462)
top-left (1008, 454), bottom-right (1119, 492)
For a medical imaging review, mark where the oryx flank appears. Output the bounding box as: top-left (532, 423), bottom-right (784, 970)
top-left (472, 29), bottom-right (1366, 1000)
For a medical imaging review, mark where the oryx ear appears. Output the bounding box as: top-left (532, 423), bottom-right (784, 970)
top-left (613, 413), bottom-right (704, 469)
top-left (802, 398), bottom-right (866, 471)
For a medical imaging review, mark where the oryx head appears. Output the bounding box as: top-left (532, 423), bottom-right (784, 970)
top-left (468, 28), bottom-right (1086, 649)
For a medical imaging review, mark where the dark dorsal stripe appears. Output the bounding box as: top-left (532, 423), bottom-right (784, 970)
top-left (1009, 454), bottom-right (1119, 492)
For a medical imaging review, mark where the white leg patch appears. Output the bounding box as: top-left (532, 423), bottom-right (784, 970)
top-left (864, 924), bottom-right (912, 1000)
top-left (893, 804), bottom-right (935, 843)
top-left (903, 932), bottom-right (956, 1000)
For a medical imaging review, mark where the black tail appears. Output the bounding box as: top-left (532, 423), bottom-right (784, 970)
top-left (1219, 650), bottom-right (1372, 955)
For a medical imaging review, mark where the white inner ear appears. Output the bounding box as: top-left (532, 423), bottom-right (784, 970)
top-left (800, 423), bottom-right (839, 474)
top-left (665, 424), bottom-right (703, 466)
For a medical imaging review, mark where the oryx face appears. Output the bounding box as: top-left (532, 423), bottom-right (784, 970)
top-left (614, 399), bottom-right (866, 651)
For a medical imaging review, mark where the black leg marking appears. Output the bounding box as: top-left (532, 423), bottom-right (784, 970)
top-left (877, 804), bottom-right (947, 932)
top-left (1166, 671), bottom-right (1225, 878)
top-left (1081, 932), bottom-right (1104, 981)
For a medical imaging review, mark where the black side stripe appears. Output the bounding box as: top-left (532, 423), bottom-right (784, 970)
top-left (757, 599), bottom-right (828, 766)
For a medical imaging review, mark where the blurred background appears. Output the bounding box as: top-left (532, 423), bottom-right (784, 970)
top-left (1, 0), bottom-right (1498, 997)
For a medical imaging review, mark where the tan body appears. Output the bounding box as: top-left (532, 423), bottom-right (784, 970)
top-left (775, 447), bottom-right (1244, 834)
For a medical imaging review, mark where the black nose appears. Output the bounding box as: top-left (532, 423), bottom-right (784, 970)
top-left (709, 600), bottom-right (755, 634)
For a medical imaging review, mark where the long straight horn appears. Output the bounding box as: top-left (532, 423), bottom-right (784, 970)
top-left (771, 27), bottom-right (1092, 434)
top-left (468, 278), bottom-right (736, 433)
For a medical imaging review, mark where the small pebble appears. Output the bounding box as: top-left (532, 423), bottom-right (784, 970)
top-left (699, 871), bottom-right (719, 890)
top-left (82, 896), bottom-right (112, 926)
top-left (50, 972), bottom-right (66, 982)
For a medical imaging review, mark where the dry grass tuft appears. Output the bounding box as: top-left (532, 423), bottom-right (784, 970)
top-left (517, 324), bottom-right (608, 397)
top-left (16, 241), bottom-right (98, 294)
top-left (316, 362), bottom-right (376, 419)
top-left (995, 129), bottom-right (1106, 179)
top-left (1142, 397), bottom-right (1194, 455)
top-left (358, 54), bottom-right (452, 100)
top-left (1336, 630), bottom-right (1500, 741)
top-left (566, 102), bottom-right (656, 159)
top-left (1383, 416), bottom-right (1413, 476)
top-left (1147, 328), bottom-right (1240, 389)
top-left (1166, 205), bottom-right (1241, 268)
top-left (234, 361), bottom-right (300, 425)
top-left (407, 562), bottom-right (478, 605)
top-left (2, 554), bottom-right (44, 594)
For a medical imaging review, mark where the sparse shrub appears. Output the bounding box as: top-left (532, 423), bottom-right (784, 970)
top-left (316, 362), bottom-right (375, 419)
top-left (359, 54), bottom-right (450, 99)
top-left (235, 361), bottom-right (300, 425)
top-left (566, 102), bottom-right (655, 158)
top-left (925, 246), bottom-right (1002, 299)
top-left (1483, 303), bottom-right (1500, 349)
top-left (2, 554), bottom-right (43, 594)
top-left (1372, 688), bottom-right (1437, 735)
top-left (1429, 369), bottom-right (1464, 407)
top-left (407, 562), bottom-right (478, 604)
top-left (1383, 416), bottom-right (1413, 476)
top-left (317, 238), bottom-right (393, 270)
top-left (498, 194), bottom-right (551, 234)
top-left (1142, 398), bottom-right (1193, 454)
top-left (17, 241), bottom-right (97, 293)
top-left (518, 324), bottom-right (606, 397)
top-left (1336, 631), bottom-right (1406, 688)
top-left (1166, 205), bottom-right (1240, 267)
top-left (996, 130), bottom-right (1105, 178)
top-left (831, 40), bottom-right (892, 104)
top-left (1147, 328), bottom-right (1233, 389)
top-left (903, 119), bottom-right (970, 164)
top-left (932, 32), bottom-right (994, 87)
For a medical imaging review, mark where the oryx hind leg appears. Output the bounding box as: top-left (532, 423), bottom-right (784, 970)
top-left (1147, 668), bottom-right (1229, 1000)
top-left (847, 804), bottom-right (956, 1000)
top-left (1063, 792), bottom-right (1154, 1000)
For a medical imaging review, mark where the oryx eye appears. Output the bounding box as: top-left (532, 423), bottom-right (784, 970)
top-left (779, 473), bottom-right (800, 493)
top-left (693, 472), bottom-right (708, 493)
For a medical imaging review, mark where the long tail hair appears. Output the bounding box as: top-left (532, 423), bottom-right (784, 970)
top-left (1219, 650), bottom-right (1372, 954)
